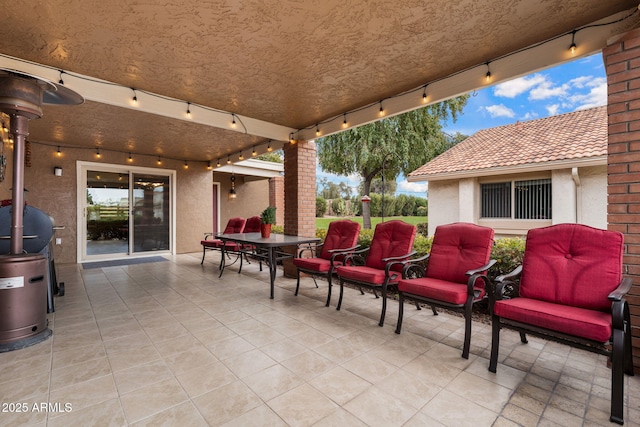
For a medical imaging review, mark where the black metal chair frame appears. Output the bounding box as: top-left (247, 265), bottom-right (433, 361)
top-left (295, 243), bottom-right (359, 306)
top-left (336, 247), bottom-right (416, 327)
top-left (488, 266), bottom-right (635, 425)
top-left (395, 254), bottom-right (496, 359)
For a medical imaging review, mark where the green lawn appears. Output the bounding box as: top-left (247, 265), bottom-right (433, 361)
top-left (316, 216), bottom-right (428, 230)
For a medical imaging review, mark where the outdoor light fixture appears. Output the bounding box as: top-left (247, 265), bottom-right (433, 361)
top-left (422, 85), bottom-right (428, 103)
top-left (217, 159), bottom-right (221, 167)
top-left (157, 157), bottom-right (162, 165)
top-left (128, 152), bottom-right (133, 162)
top-left (96, 148), bottom-right (101, 159)
top-left (485, 62), bottom-right (492, 83)
top-left (227, 155), bottom-right (231, 164)
top-left (569, 31), bottom-right (577, 55)
top-left (229, 174), bottom-right (237, 199)
top-left (58, 70), bottom-right (64, 85)
top-left (207, 161), bottom-right (212, 170)
top-left (267, 142), bottom-right (273, 152)
top-left (316, 125), bottom-right (320, 136)
top-left (131, 88), bottom-right (137, 105)
top-left (186, 102), bottom-right (191, 118)
top-left (379, 101), bottom-right (385, 117)
top-left (56, 146), bottom-right (61, 157)
top-left (231, 114), bottom-right (236, 128)
top-left (184, 161), bottom-right (189, 169)
top-left (343, 114), bottom-right (348, 128)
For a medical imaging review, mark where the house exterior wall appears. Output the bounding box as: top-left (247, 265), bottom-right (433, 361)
top-left (7, 142), bottom-right (212, 263)
top-left (214, 172), bottom-right (271, 229)
top-left (427, 180), bottom-right (460, 236)
top-left (427, 166), bottom-right (606, 237)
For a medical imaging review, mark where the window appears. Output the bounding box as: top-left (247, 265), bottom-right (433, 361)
top-left (480, 178), bottom-right (551, 219)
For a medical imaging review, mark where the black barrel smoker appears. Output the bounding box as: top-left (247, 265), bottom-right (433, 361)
top-left (0, 69), bottom-right (82, 352)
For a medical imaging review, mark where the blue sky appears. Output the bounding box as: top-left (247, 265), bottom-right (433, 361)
top-left (317, 53), bottom-right (607, 197)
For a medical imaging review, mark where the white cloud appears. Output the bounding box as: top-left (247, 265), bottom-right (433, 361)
top-left (568, 77), bottom-right (607, 110)
top-left (485, 104), bottom-right (516, 118)
top-left (397, 180), bottom-right (427, 194)
top-left (520, 111), bottom-right (539, 120)
top-left (529, 81), bottom-right (570, 100)
top-left (546, 104), bottom-right (560, 115)
top-left (494, 74), bottom-right (546, 98)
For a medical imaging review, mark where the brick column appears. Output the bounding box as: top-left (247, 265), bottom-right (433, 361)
top-left (282, 139), bottom-right (317, 277)
top-left (604, 27), bottom-right (640, 372)
top-left (269, 176), bottom-right (285, 225)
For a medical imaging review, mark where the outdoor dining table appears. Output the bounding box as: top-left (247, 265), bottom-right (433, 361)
top-left (216, 232), bottom-right (320, 299)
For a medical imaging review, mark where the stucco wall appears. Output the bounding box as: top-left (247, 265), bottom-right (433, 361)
top-left (0, 142), bottom-right (212, 263)
top-left (579, 165), bottom-right (607, 229)
top-left (214, 172), bottom-right (272, 228)
top-left (427, 180), bottom-right (460, 236)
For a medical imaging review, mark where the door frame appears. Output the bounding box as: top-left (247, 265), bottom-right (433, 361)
top-left (76, 161), bottom-right (177, 263)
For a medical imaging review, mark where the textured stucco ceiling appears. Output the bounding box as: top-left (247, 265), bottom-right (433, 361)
top-left (0, 0), bottom-right (637, 162)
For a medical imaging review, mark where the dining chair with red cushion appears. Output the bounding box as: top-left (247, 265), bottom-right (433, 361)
top-left (395, 222), bottom-right (495, 359)
top-left (488, 223), bottom-right (634, 425)
top-left (293, 219), bottom-right (361, 306)
top-left (200, 217), bottom-right (246, 264)
top-left (335, 220), bottom-right (416, 327)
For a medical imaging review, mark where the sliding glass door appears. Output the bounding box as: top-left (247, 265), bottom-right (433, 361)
top-left (79, 163), bottom-right (174, 261)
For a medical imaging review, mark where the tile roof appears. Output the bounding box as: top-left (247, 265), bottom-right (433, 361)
top-left (409, 105), bottom-right (607, 180)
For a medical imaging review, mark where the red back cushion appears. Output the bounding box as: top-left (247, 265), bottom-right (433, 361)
top-left (366, 220), bottom-right (416, 271)
top-left (520, 224), bottom-right (624, 311)
top-left (320, 220), bottom-right (361, 260)
top-left (426, 223), bottom-right (494, 284)
top-left (223, 217), bottom-right (246, 234)
top-left (244, 216), bottom-right (262, 233)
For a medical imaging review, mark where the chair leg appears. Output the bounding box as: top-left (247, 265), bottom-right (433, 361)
top-left (378, 285), bottom-right (387, 327)
top-left (431, 305), bottom-right (438, 316)
top-left (519, 332), bottom-right (528, 343)
top-left (488, 316), bottom-right (500, 373)
top-left (610, 322), bottom-right (625, 425)
top-left (415, 301), bottom-right (421, 310)
top-left (395, 293), bottom-right (404, 334)
top-left (201, 246), bottom-right (206, 264)
top-left (372, 288), bottom-right (379, 298)
top-left (295, 270), bottom-right (301, 296)
top-left (325, 275), bottom-right (332, 307)
top-left (461, 301), bottom-right (472, 359)
top-left (337, 279), bottom-right (344, 311)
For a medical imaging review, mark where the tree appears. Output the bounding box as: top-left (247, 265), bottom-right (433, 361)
top-left (317, 97), bottom-right (469, 228)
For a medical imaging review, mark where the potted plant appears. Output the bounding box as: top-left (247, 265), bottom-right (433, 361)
top-left (260, 206), bottom-right (276, 238)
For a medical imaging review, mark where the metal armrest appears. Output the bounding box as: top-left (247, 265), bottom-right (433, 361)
top-left (465, 259), bottom-right (497, 276)
top-left (384, 251), bottom-right (417, 278)
top-left (343, 247), bottom-right (370, 266)
top-left (609, 277), bottom-right (633, 301)
top-left (298, 243), bottom-right (322, 258)
top-left (401, 253), bottom-right (430, 279)
top-left (329, 245), bottom-right (360, 266)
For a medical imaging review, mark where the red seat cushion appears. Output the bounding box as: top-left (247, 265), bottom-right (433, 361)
top-left (201, 239), bottom-right (222, 248)
top-left (520, 224), bottom-right (623, 311)
top-left (398, 277), bottom-right (486, 305)
top-left (223, 217), bottom-right (247, 234)
top-left (320, 220), bottom-right (361, 260)
top-left (493, 297), bottom-right (612, 342)
top-left (336, 265), bottom-right (398, 286)
top-left (366, 221), bottom-right (416, 271)
top-left (293, 257), bottom-right (333, 273)
top-left (426, 223), bottom-right (494, 284)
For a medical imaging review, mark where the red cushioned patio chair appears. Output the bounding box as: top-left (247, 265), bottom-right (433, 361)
top-left (200, 217), bottom-right (246, 264)
top-left (395, 222), bottom-right (496, 359)
top-left (293, 219), bottom-right (361, 306)
top-left (488, 223), bottom-right (634, 425)
top-left (335, 220), bottom-right (416, 327)
top-left (237, 215), bottom-right (263, 273)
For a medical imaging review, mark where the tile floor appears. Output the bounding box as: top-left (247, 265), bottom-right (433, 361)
top-left (0, 252), bottom-right (638, 426)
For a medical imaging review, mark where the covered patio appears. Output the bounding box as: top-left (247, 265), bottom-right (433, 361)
top-left (0, 253), bottom-right (638, 426)
top-left (0, 1), bottom-right (640, 425)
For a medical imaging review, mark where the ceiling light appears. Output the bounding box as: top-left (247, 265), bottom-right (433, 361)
top-left (569, 31), bottom-right (577, 55)
top-left (131, 88), bottom-right (137, 105)
top-left (56, 146), bottom-right (62, 157)
top-left (239, 152), bottom-right (244, 161)
top-left (231, 114), bottom-right (237, 128)
top-left (207, 161), bottom-right (212, 170)
top-left (267, 142), bottom-right (273, 152)
top-left (315, 125), bottom-right (320, 136)
top-left (343, 114), bottom-right (348, 128)
top-left (186, 102), bottom-right (191, 118)
top-left (227, 155), bottom-right (231, 164)
top-left (157, 157), bottom-right (162, 165)
top-left (252, 146), bottom-right (257, 156)
top-left (96, 148), bottom-right (101, 159)
top-left (485, 62), bottom-right (492, 83)
top-left (128, 152), bottom-right (133, 162)
top-left (216, 159), bottom-right (221, 167)
top-left (184, 161), bottom-right (189, 169)
top-left (379, 101), bottom-right (385, 117)
top-left (422, 85), bottom-right (428, 103)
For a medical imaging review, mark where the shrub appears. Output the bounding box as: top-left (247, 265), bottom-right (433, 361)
top-left (416, 206), bottom-right (428, 216)
top-left (316, 197), bottom-right (327, 217)
top-left (413, 198), bottom-right (427, 216)
top-left (331, 198), bottom-right (347, 216)
top-left (416, 222), bottom-right (428, 236)
top-left (401, 197), bottom-right (415, 216)
top-left (489, 237), bottom-right (525, 280)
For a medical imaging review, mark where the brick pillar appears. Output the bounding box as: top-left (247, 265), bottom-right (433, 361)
top-left (604, 27), bottom-right (640, 372)
top-left (269, 176), bottom-right (285, 225)
top-left (282, 139), bottom-right (317, 277)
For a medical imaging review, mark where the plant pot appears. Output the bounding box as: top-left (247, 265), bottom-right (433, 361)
top-left (260, 223), bottom-right (272, 238)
